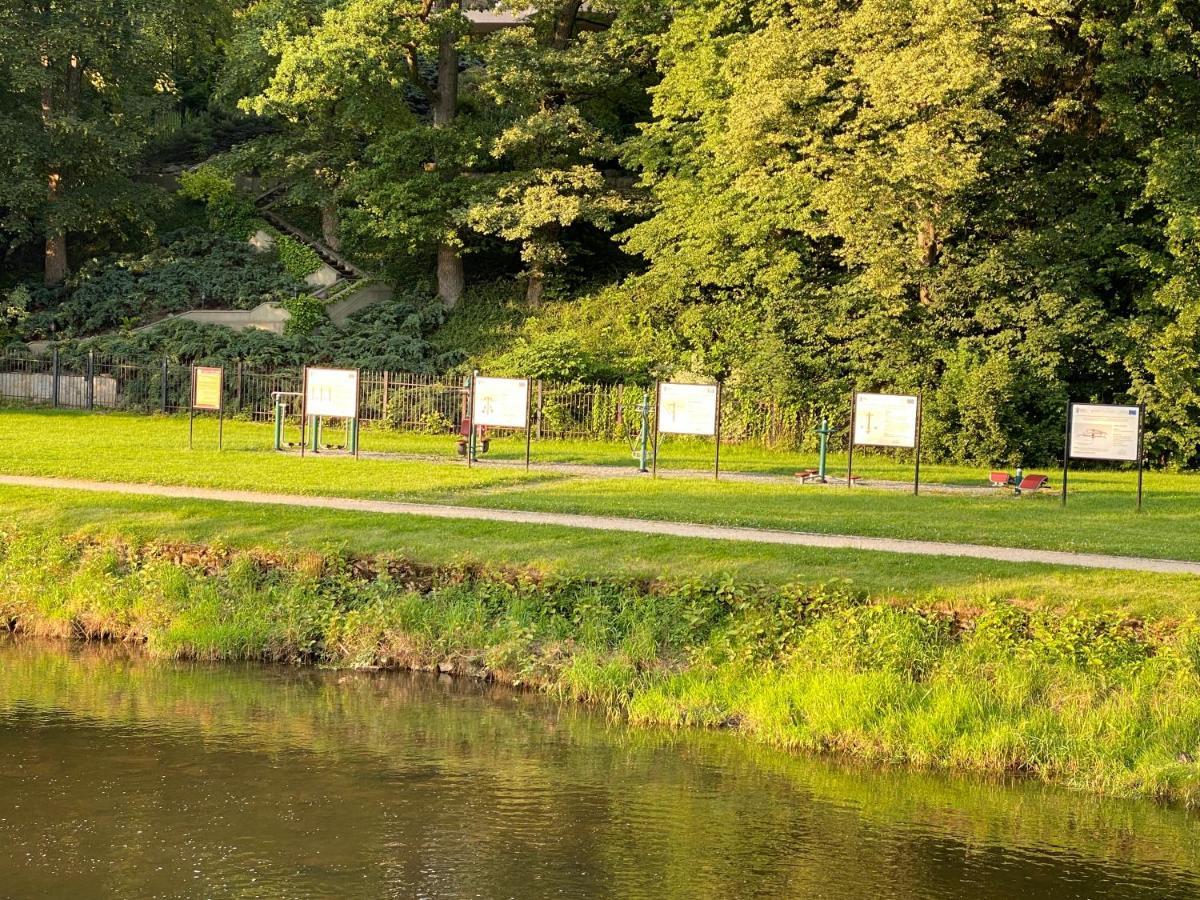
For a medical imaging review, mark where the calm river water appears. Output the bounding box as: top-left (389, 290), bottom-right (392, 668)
top-left (1, 636), bottom-right (1198, 898)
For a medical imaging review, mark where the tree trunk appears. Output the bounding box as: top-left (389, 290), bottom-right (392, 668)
top-left (320, 200), bottom-right (342, 252)
top-left (524, 224), bottom-right (559, 307)
top-left (551, 0), bottom-right (583, 49)
top-left (45, 173), bottom-right (67, 285)
top-left (525, 267), bottom-right (546, 307)
top-left (438, 244), bottom-right (465, 309)
top-left (41, 58), bottom-right (66, 286)
top-left (916, 217), bottom-right (938, 305)
top-left (433, 10), bottom-right (463, 308)
top-left (433, 15), bottom-right (458, 128)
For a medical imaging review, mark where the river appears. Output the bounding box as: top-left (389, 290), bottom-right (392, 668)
top-left (1, 636), bottom-right (1198, 898)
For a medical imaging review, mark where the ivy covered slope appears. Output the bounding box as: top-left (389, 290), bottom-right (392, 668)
top-left (57, 288), bottom-right (454, 372)
top-left (11, 232), bottom-right (305, 340)
top-left (4, 524), bottom-right (1200, 806)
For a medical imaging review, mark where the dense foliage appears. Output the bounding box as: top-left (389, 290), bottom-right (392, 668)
top-left (5, 0), bottom-right (1200, 464)
top-left (15, 232), bottom-right (302, 339)
top-left (57, 289), bottom-right (450, 372)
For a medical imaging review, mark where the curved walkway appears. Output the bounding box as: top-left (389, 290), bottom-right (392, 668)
top-left (3, 474), bottom-right (1198, 576)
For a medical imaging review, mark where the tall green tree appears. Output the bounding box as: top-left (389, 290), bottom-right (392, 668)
top-left (0, 0), bottom-right (189, 284)
top-left (466, 0), bottom-right (655, 304)
top-left (236, 0), bottom-right (472, 305)
top-left (622, 0), bottom-right (1200, 464)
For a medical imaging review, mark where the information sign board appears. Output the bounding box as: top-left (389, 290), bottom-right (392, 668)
top-left (191, 366), bottom-right (223, 412)
top-left (304, 367), bottom-right (359, 419)
top-left (472, 377), bottom-right (530, 429)
top-left (1069, 404), bottom-right (1142, 462)
top-left (657, 383), bottom-right (719, 436)
top-left (853, 393), bottom-right (919, 449)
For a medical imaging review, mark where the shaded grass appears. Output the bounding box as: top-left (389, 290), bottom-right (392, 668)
top-left (4, 525), bottom-right (1200, 806)
top-left (0, 408), bottom-right (1194, 562)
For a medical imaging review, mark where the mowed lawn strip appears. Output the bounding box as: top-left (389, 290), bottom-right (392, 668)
top-left (0, 408), bottom-right (1191, 561)
top-left (2, 485), bottom-right (1198, 618)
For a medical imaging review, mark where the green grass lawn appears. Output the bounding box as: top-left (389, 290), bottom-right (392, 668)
top-left (0, 407), bottom-right (1192, 563)
top-left (2, 484), bottom-right (1198, 617)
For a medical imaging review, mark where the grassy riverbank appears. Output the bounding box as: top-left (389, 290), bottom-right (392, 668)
top-left (4, 523), bottom-right (1200, 806)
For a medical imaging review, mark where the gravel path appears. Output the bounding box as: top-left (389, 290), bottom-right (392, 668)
top-left (359, 451), bottom-right (991, 494)
top-left (3, 474), bottom-right (1197, 576)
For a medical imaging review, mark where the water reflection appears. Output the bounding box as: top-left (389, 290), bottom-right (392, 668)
top-left (1, 637), bottom-right (1197, 898)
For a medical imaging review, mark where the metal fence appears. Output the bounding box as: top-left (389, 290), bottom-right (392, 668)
top-left (0, 349), bottom-right (797, 446)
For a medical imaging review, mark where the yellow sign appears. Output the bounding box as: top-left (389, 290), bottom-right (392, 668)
top-left (192, 366), bottom-right (224, 411)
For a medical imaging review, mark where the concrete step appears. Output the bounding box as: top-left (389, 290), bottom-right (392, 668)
top-left (327, 283), bottom-right (395, 326)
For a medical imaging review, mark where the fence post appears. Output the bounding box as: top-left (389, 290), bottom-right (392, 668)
top-left (236, 359), bottom-right (244, 412)
top-left (382, 371), bottom-right (390, 423)
top-left (86, 351), bottom-right (95, 410)
top-left (160, 357), bottom-right (169, 412)
top-left (51, 350), bottom-right (60, 408)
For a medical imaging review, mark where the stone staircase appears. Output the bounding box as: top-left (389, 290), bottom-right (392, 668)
top-left (141, 186), bottom-right (394, 336)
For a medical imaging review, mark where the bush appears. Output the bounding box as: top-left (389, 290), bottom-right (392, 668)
top-left (18, 231), bottom-right (304, 339)
top-left (281, 295), bottom-right (328, 336)
top-left (54, 289), bottom-right (445, 372)
top-left (177, 166), bottom-right (260, 241)
top-left (273, 232), bottom-right (323, 281)
top-left (923, 342), bottom-right (1068, 467)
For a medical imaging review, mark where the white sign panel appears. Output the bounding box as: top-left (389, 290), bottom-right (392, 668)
top-left (304, 367), bottom-right (359, 419)
top-left (853, 393), bottom-right (919, 449)
top-left (473, 376), bottom-right (529, 429)
top-left (658, 383), bottom-right (719, 436)
top-left (1069, 404), bottom-right (1141, 462)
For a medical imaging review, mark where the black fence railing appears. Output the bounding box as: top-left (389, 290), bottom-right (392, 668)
top-left (0, 350), bottom-right (802, 446)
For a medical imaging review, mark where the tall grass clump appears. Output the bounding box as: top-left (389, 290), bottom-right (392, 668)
top-left (2, 522), bottom-right (1200, 805)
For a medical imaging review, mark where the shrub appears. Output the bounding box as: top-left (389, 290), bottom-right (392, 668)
top-left (177, 166), bottom-right (260, 241)
top-left (18, 231), bottom-right (303, 339)
top-left (281, 295), bottom-right (328, 336)
top-left (273, 232), bottom-right (323, 280)
top-left (924, 342), bottom-right (1068, 467)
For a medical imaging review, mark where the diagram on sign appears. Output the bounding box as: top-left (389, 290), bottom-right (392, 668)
top-left (657, 383), bottom-right (718, 436)
top-left (1069, 404), bottom-right (1140, 462)
top-left (304, 368), bottom-right (360, 419)
top-left (853, 393), bottom-right (919, 449)
top-left (473, 377), bottom-right (529, 429)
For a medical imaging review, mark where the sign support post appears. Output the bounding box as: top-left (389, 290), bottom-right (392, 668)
top-left (651, 381), bottom-right (661, 479)
top-left (300, 376), bottom-right (307, 459)
top-left (1061, 404), bottom-right (1071, 507)
top-left (354, 370), bottom-right (362, 459)
top-left (913, 392), bottom-right (923, 496)
top-left (713, 381), bottom-right (723, 482)
top-left (525, 383), bottom-right (533, 471)
top-left (467, 372), bottom-right (477, 468)
top-left (847, 392), bottom-right (857, 488)
top-left (1137, 403), bottom-right (1145, 512)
